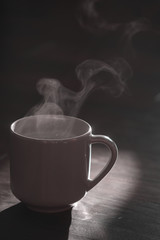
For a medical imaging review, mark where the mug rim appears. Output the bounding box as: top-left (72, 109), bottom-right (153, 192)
top-left (10, 114), bottom-right (92, 141)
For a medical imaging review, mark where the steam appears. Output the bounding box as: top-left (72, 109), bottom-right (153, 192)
top-left (77, 0), bottom-right (151, 49)
top-left (27, 79), bottom-right (63, 116)
top-left (15, 58), bottom-right (132, 139)
top-left (77, 0), bottom-right (120, 33)
top-left (123, 18), bottom-right (151, 41)
top-left (28, 58), bottom-right (132, 117)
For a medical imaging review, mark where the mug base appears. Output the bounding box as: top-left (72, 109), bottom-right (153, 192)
top-left (26, 203), bottom-right (75, 213)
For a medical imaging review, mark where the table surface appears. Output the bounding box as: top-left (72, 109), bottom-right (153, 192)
top-left (0, 104), bottom-right (160, 240)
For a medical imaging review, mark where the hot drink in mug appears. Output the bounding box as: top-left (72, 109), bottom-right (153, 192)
top-left (10, 115), bottom-right (118, 212)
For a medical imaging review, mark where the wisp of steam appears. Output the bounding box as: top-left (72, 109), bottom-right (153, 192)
top-left (15, 0), bottom-right (154, 139)
top-left (77, 0), bottom-right (120, 32)
top-left (28, 58), bottom-right (132, 117)
top-left (77, 0), bottom-right (151, 53)
top-left (16, 58), bottom-right (131, 139)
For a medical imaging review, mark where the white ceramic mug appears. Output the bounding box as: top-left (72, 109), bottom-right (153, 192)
top-left (10, 115), bottom-right (118, 212)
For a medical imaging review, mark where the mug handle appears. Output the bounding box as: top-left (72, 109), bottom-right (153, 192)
top-left (87, 134), bottom-right (118, 191)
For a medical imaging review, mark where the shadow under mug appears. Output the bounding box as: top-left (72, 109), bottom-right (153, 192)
top-left (10, 115), bottom-right (118, 212)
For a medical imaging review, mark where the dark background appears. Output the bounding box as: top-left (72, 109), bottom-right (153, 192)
top-left (1, 0), bottom-right (160, 152)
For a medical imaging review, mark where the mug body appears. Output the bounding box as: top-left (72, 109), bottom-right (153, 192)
top-left (10, 115), bottom-right (91, 212)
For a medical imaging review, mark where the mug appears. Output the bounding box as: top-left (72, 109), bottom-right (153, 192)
top-left (10, 115), bottom-right (118, 212)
